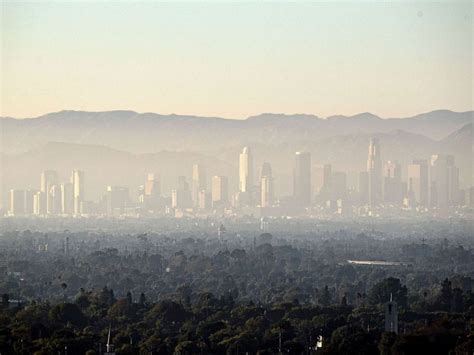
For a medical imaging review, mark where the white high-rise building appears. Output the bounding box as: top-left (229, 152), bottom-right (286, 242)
top-left (239, 147), bottom-right (253, 193)
top-left (61, 183), bottom-right (74, 215)
top-left (9, 189), bottom-right (25, 216)
top-left (33, 191), bottom-right (46, 215)
top-left (40, 170), bottom-right (58, 214)
top-left (71, 170), bottom-right (84, 215)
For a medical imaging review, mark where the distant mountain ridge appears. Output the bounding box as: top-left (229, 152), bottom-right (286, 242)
top-left (1, 109), bottom-right (472, 155)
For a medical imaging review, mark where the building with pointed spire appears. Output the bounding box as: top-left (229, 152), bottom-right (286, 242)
top-left (367, 138), bottom-right (382, 207)
top-left (384, 294), bottom-right (398, 334)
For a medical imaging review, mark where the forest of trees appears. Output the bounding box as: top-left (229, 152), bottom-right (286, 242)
top-left (0, 218), bottom-right (473, 354)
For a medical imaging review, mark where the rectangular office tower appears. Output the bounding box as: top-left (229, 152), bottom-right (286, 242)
top-left (260, 162), bottom-right (274, 208)
top-left (367, 138), bottom-right (382, 207)
top-left (9, 189), bottom-right (25, 216)
top-left (407, 160), bottom-right (429, 206)
top-left (71, 170), bottom-right (84, 215)
top-left (239, 147), bottom-right (253, 193)
top-left (212, 175), bottom-right (229, 207)
top-left (61, 183), bottom-right (74, 215)
top-left (293, 152), bottom-right (311, 206)
top-left (192, 164), bottom-right (206, 207)
top-left (429, 155), bottom-right (460, 209)
top-left (383, 160), bottom-right (402, 204)
top-left (40, 170), bottom-right (58, 214)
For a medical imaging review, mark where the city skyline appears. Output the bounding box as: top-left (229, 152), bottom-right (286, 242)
top-left (6, 139), bottom-right (469, 218)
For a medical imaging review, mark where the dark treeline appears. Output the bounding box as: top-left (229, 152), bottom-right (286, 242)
top-left (1, 280), bottom-right (473, 354)
top-left (0, 219), bottom-right (473, 354)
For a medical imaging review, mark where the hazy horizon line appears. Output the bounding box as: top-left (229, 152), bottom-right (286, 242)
top-left (2, 107), bottom-right (472, 121)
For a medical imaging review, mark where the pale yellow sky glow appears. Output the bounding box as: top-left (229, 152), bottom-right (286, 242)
top-left (1, 1), bottom-right (472, 119)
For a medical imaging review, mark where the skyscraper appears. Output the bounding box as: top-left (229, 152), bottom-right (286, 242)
top-left (293, 152), bottom-right (311, 206)
top-left (192, 164), bottom-right (206, 207)
top-left (407, 160), bottom-right (429, 206)
top-left (383, 160), bottom-right (402, 204)
top-left (71, 170), bottom-right (84, 215)
top-left (172, 176), bottom-right (192, 209)
top-left (314, 164), bottom-right (332, 199)
top-left (198, 190), bottom-right (211, 210)
top-left (429, 155), bottom-right (459, 209)
top-left (359, 171), bottom-right (369, 205)
top-left (33, 191), bottom-right (46, 215)
top-left (40, 170), bottom-right (58, 214)
top-left (49, 184), bottom-right (62, 215)
top-left (144, 173), bottom-right (160, 197)
top-left (9, 189), bottom-right (25, 216)
top-left (367, 138), bottom-right (382, 207)
top-left (239, 147), bottom-right (253, 193)
top-left (24, 189), bottom-right (36, 215)
top-left (60, 183), bottom-right (74, 215)
top-left (260, 162), bottom-right (274, 208)
top-left (106, 186), bottom-right (129, 216)
top-left (212, 175), bottom-right (228, 207)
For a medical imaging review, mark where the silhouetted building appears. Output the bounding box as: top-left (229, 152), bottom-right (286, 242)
top-left (106, 186), bottom-right (129, 216)
top-left (172, 176), bottom-right (192, 209)
top-left (385, 295), bottom-right (398, 334)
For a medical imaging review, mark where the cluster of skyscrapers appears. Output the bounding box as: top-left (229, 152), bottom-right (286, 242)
top-left (6, 140), bottom-right (471, 218)
top-left (8, 170), bottom-right (84, 217)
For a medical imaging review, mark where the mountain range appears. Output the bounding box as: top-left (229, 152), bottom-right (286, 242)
top-left (1, 110), bottom-right (472, 202)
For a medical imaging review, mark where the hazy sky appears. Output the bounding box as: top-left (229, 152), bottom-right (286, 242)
top-left (1, 1), bottom-right (472, 119)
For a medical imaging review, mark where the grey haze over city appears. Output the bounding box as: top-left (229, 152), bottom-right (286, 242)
top-left (1, 109), bottom-right (472, 218)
